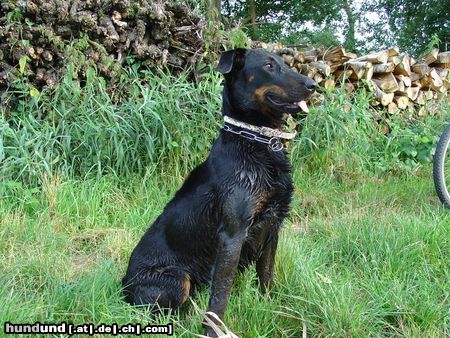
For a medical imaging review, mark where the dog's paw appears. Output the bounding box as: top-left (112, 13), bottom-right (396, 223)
top-left (200, 312), bottom-right (239, 338)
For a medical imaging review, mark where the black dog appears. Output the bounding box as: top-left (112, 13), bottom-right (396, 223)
top-left (122, 48), bottom-right (316, 336)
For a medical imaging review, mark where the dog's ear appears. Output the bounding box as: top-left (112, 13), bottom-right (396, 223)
top-left (216, 48), bottom-right (247, 74)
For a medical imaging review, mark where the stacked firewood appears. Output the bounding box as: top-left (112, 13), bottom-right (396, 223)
top-left (0, 0), bottom-right (203, 90)
top-left (258, 43), bottom-right (449, 116)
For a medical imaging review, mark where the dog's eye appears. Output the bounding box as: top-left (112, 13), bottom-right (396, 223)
top-left (264, 62), bottom-right (274, 70)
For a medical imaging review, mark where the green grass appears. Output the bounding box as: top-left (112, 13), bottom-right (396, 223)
top-left (1, 167), bottom-right (448, 337)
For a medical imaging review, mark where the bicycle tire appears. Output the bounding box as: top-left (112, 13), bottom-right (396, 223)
top-left (433, 123), bottom-right (450, 208)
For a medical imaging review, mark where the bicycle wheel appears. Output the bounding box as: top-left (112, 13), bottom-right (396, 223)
top-left (433, 123), bottom-right (450, 208)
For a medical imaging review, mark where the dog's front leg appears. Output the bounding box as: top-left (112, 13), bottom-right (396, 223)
top-left (205, 233), bottom-right (244, 337)
top-left (207, 228), bottom-right (245, 319)
top-left (204, 193), bottom-right (249, 336)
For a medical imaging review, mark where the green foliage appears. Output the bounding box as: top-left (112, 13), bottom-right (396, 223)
top-left (421, 33), bottom-right (442, 56)
top-left (368, 0), bottom-right (450, 55)
top-left (228, 27), bottom-right (252, 48)
top-left (0, 66), bottom-right (223, 185)
top-left (6, 6), bottom-right (23, 25)
top-left (222, 0), bottom-right (341, 42)
top-left (1, 64), bottom-right (449, 186)
top-left (293, 85), bottom-right (450, 176)
top-left (378, 116), bottom-right (443, 172)
top-left (219, 1), bottom-right (449, 55)
top-left (18, 56), bottom-right (29, 75)
top-left (280, 26), bottom-right (341, 48)
top-left (0, 167), bottom-right (449, 336)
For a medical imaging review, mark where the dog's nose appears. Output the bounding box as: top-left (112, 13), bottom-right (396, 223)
top-left (305, 80), bottom-right (318, 91)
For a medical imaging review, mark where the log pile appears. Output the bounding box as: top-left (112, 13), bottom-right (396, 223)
top-left (258, 43), bottom-right (449, 117)
top-left (0, 0), bottom-right (203, 91)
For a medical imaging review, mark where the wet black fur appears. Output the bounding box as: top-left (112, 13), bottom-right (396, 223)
top-left (122, 48), bottom-right (316, 334)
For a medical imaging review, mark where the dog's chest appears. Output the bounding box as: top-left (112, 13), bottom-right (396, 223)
top-left (235, 157), bottom-right (292, 216)
top-left (250, 182), bottom-right (290, 221)
top-left (239, 183), bottom-right (291, 267)
top-left (253, 190), bottom-right (273, 216)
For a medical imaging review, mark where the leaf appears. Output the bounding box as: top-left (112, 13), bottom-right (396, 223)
top-left (19, 55), bottom-right (28, 74)
top-left (29, 87), bottom-right (40, 98)
top-left (403, 146), bottom-right (417, 157)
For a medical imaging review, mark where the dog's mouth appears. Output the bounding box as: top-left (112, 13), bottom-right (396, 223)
top-left (266, 94), bottom-right (309, 113)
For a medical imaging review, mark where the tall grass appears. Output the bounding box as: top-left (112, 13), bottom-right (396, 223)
top-left (1, 66), bottom-right (222, 185)
top-left (1, 64), bottom-right (449, 186)
top-left (293, 85), bottom-right (450, 175)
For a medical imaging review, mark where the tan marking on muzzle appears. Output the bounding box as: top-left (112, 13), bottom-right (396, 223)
top-left (254, 85), bottom-right (287, 103)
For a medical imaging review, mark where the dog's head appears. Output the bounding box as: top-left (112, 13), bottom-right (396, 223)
top-left (217, 48), bottom-right (316, 127)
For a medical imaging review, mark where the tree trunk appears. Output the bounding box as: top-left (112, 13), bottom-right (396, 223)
top-left (342, 0), bottom-right (356, 52)
top-left (248, 0), bottom-right (257, 37)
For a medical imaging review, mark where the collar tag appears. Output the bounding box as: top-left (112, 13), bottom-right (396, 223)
top-left (268, 138), bottom-right (284, 152)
